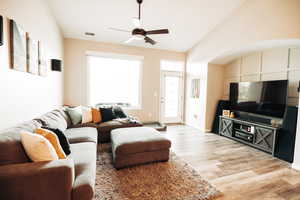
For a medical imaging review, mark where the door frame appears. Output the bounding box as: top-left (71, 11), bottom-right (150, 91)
top-left (159, 70), bottom-right (184, 123)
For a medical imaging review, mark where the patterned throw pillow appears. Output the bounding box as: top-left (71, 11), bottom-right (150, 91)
top-left (35, 128), bottom-right (66, 159)
top-left (42, 127), bottom-right (71, 156)
top-left (21, 131), bottom-right (59, 162)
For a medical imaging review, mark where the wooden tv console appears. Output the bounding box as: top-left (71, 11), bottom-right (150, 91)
top-left (219, 116), bottom-right (280, 156)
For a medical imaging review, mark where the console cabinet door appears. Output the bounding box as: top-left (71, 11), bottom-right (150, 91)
top-left (220, 118), bottom-right (233, 137)
top-left (254, 126), bottom-right (274, 153)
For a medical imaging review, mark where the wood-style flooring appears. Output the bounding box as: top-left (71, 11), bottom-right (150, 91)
top-left (162, 125), bottom-right (300, 200)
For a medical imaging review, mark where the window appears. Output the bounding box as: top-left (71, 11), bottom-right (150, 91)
top-left (161, 60), bottom-right (184, 72)
top-left (87, 54), bottom-right (142, 109)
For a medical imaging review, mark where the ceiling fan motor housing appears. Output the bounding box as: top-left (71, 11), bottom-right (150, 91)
top-left (132, 28), bottom-right (146, 36)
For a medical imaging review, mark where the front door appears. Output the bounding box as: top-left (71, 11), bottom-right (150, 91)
top-left (160, 71), bottom-right (183, 123)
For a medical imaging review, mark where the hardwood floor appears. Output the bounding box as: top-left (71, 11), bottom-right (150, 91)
top-left (162, 125), bottom-right (300, 200)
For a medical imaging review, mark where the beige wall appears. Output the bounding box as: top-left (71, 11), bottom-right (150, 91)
top-left (205, 64), bottom-right (224, 131)
top-left (0, 0), bottom-right (64, 130)
top-left (223, 48), bottom-right (300, 106)
top-left (64, 38), bottom-right (186, 122)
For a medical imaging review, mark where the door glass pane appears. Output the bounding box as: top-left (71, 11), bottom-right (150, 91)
top-left (165, 76), bottom-right (180, 118)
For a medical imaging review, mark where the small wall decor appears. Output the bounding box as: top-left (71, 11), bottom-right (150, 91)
top-left (27, 36), bottom-right (39, 75)
top-left (51, 59), bottom-right (62, 72)
top-left (38, 42), bottom-right (47, 76)
top-left (190, 79), bottom-right (200, 98)
top-left (9, 19), bottom-right (27, 72)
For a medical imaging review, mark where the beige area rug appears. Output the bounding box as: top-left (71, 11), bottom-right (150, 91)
top-left (94, 144), bottom-right (221, 200)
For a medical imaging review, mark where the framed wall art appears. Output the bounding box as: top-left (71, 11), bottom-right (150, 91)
top-left (38, 42), bottom-right (47, 76)
top-left (27, 36), bottom-right (39, 75)
top-left (9, 19), bottom-right (27, 72)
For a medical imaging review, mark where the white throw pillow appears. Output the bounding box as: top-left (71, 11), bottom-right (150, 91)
top-left (21, 131), bottom-right (59, 162)
top-left (82, 107), bottom-right (93, 123)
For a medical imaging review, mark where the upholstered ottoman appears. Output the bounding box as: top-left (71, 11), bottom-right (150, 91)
top-left (111, 127), bottom-right (171, 169)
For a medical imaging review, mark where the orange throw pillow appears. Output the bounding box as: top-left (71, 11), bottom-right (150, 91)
top-left (92, 108), bottom-right (102, 123)
top-left (35, 128), bottom-right (67, 159)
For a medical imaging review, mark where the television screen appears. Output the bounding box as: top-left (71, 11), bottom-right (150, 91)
top-left (230, 80), bottom-right (288, 118)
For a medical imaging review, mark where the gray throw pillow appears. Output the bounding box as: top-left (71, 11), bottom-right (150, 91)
top-left (66, 106), bottom-right (82, 125)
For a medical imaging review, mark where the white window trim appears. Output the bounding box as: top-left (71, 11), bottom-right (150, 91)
top-left (86, 52), bottom-right (143, 110)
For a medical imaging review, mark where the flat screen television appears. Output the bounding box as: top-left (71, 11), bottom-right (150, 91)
top-left (230, 80), bottom-right (288, 118)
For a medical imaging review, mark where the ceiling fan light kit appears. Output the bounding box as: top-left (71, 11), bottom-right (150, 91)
top-left (109, 0), bottom-right (169, 45)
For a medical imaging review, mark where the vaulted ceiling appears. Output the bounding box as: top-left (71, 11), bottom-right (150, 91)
top-left (46, 0), bottom-right (246, 52)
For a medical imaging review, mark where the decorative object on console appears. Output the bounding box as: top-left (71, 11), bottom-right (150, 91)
top-left (51, 59), bottom-right (62, 72)
top-left (9, 19), bottom-right (27, 72)
top-left (230, 112), bottom-right (235, 118)
top-left (27, 36), bottom-right (39, 75)
top-left (0, 15), bottom-right (3, 46)
top-left (222, 110), bottom-right (230, 117)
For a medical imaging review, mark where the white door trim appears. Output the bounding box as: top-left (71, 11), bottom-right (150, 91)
top-left (159, 70), bottom-right (184, 123)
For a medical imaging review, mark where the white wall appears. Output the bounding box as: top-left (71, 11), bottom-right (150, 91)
top-left (185, 62), bottom-right (208, 130)
top-left (64, 38), bottom-right (186, 122)
top-left (188, 0), bottom-right (300, 63)
top-left (0, 0), bottom-right (64, 130)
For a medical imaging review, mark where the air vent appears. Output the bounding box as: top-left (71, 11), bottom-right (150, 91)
top-left (85, 32), bottom-right (95, 36)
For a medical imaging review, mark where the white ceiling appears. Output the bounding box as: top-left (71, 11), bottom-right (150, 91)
top-left (46, 0), bottom-right (245, 52)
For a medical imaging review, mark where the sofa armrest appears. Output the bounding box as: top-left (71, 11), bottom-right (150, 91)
top-left (0, 159), bottom-right (74, 200)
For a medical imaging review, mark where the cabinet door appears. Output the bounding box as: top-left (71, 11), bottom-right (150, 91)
top-left (254, 127), bottom-right (274, 153)
top-left (220, 118), bottom-right (233, 137)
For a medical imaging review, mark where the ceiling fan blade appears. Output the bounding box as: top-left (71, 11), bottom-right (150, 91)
top-left (132, 17), bottom-right (141, 28)
top-left (144, 37), bottom-right (156, 45)
top-left (146, 29), bottom-right (169, 35)
top-left (108, 27), bottom-right (131, 33)
top-left (124, 37), bottom-right (136, 44)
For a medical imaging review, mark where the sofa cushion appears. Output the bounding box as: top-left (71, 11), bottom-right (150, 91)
top-left (37, 109), bottom-right (68, 131)
top-left (99, 107), bottom-right (116, 122)
top-left (20, 131), bottom-right (59, 162)
top-left (69, 142), bottom-right (96, 200)
top-left (0, 120), bottom-right (42, 166)
top-left (66, 106), bottom-right (82, 125)
top-left (65, 127), bottom-right (98, 144)
top-left (42, 127), bottom-right (71, 156)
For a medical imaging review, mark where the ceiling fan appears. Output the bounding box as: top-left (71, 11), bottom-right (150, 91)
top-left (109, 0), bottom-right (169, 45)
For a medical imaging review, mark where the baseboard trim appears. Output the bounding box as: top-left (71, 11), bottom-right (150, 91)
top-left (292, 163), bottom-right (300, 171)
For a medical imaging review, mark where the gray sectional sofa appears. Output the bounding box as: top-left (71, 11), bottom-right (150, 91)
top-left (0, 109), bottom-right (98, 200)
